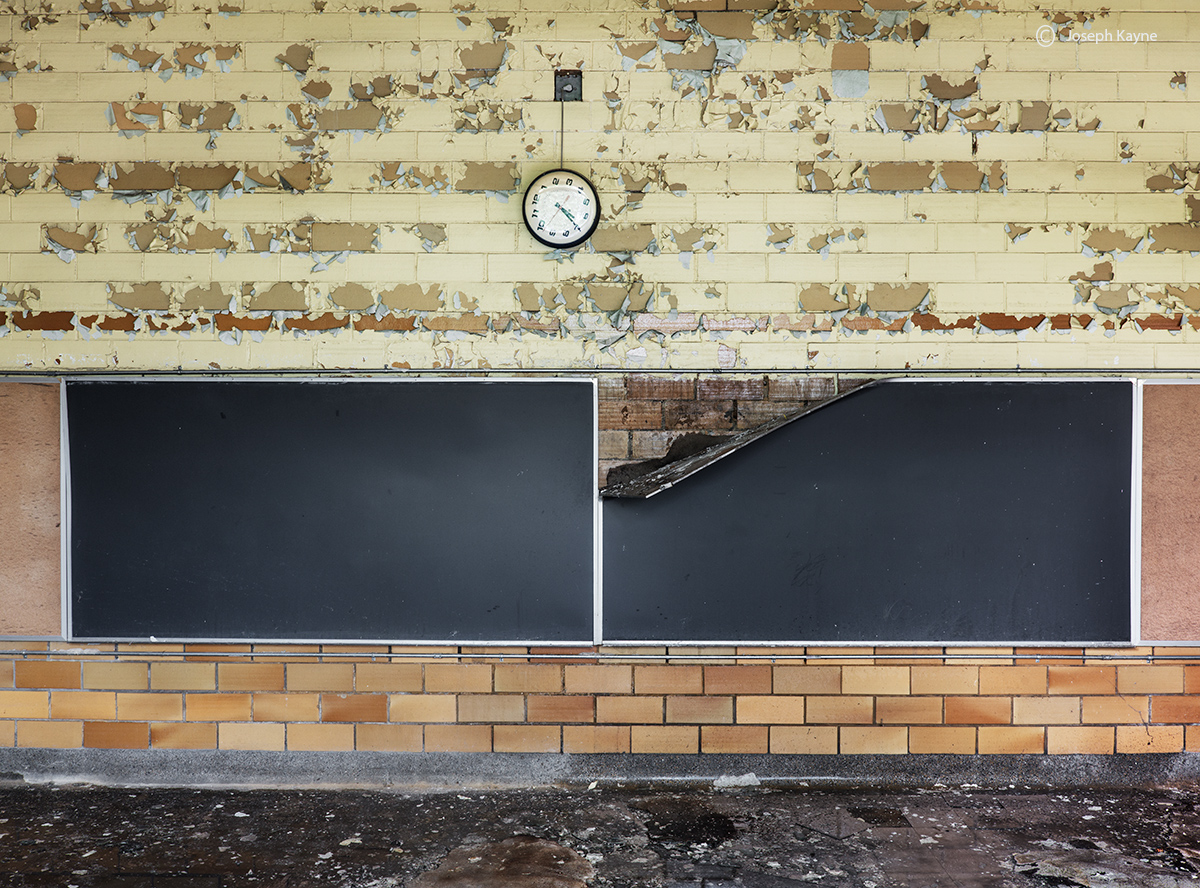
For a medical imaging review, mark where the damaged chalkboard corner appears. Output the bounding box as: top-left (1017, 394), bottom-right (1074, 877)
top-left (601, 381), bottom-right (878, 499)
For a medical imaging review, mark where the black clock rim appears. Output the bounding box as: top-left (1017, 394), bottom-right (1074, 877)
top-left (522, 168), bottom-right (602, 250)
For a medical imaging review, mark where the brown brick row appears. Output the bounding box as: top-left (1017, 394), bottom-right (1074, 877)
top-left (2, 719), bottom-right (1199, 755)
top-left (1, 660), bottom-right (1197, 697)
top-left (13, 690), bottom-right (1200, 727)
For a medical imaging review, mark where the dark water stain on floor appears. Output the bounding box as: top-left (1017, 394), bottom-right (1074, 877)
top-left (0, 785), bottom-right (1198, 887)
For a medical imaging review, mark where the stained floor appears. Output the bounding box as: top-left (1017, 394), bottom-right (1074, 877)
top-left (2, 782), bottom-right (1200, 887)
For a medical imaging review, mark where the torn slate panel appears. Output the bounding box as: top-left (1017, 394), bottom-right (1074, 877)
top-left (602, 384), bottom-right (858, 499)
top-left (603, 380), bottom-right (1133, 643)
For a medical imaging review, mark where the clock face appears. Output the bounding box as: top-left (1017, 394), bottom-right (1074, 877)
top-left (522, 169), bottom-right (601, 249)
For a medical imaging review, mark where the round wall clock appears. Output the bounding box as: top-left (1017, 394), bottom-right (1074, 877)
top-left (522, 169), bottom-right (600, 249)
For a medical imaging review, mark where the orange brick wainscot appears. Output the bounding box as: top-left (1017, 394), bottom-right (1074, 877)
top-left (2, 646), bottom-right (1197, 757)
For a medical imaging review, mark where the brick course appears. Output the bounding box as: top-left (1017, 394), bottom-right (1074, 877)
top-left (0, 646), bottom-right (1198, 755)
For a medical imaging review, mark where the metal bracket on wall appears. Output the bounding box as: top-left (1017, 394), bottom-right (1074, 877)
top-left (554, 69), bottom-right (582, 101)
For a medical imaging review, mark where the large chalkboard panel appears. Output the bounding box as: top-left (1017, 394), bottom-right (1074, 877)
top-left (604, 381), bottom-right (1133, 643)
top-left (68, 380), bottom-right (595, 642)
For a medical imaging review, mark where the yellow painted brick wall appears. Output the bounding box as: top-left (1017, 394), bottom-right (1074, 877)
top-left (0, 0), bottom-right (1196, 372)
top-left (5, 644), bottom-right (1200, 754)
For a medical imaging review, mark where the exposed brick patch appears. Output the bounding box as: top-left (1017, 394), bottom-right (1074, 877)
top-left (626, 376), bottom-right (695, 400)
top-left (662, 399), bottom-right (736, 430)
top-left (697, 376), bottom-right (764, 400)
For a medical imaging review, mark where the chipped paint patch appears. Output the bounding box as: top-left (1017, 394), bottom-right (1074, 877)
top-left (381, 284), bottom-right (443, 312)
top-left (456, 162), bottom-right (518, 194)
top-left (43, 225), bottom-right (101, 262)
top-left (276, 44), bottom-right (313, 79)
top-left (455, 101), bottom-right (522, 133)
top-left (249, 282), bottom-right (308, 311)
top-left (13, 103), bottom-right (36, 135)
top-left (591, 225), bottom-right (656, 254)
top-left (110, 282), bottom-right (170, 312)
top-left (412, 223), bottom-right (448, 252)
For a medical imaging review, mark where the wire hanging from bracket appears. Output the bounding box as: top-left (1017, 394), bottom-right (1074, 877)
top-left (554, 69), bottom-right (582, 169)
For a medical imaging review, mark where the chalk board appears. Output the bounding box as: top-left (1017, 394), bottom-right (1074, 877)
top-left (603, 380), bottom-right (1134, 643)
top-left (67, 379), bottom-right (596, 642)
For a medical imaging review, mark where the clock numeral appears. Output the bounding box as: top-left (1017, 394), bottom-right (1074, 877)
top-left (552, 177), bottom-right (559, 184)
top-left (583, 198), bottom-right (589, 205)
top-left (566, 177), bottom-right (573, 185)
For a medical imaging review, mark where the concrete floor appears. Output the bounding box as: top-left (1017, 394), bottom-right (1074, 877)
top-left (2, 781), bottom-right (1200, 887)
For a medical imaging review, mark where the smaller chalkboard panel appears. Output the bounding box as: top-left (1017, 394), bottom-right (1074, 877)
top-left (603, 380), bottom-right (1134, 644)
top-left (67, 379), bottom-right (596, 642)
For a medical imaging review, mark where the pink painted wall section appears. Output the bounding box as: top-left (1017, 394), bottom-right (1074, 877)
top-left (1141, 384), bottom-right (1200, 642)
top-left (0, 382), bottom-right (61, 637)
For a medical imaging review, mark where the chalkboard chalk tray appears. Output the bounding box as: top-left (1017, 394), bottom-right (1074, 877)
top-left (603, 379), bottom-right (1135, 644)
top-left (66, 379), bottom-right (597, 643)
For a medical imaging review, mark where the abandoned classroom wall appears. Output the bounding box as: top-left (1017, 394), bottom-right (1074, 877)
top-left (2, 0), bottom-right (1200, 762)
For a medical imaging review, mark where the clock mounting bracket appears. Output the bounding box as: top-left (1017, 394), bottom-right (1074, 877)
top-left (554, 69), bottom-right (582, 102)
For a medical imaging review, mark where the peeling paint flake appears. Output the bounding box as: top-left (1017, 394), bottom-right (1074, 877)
top-left (43, 225), bottom-right (100, 261)
top-left (798, 284), bottom-right (856, 313)
top-left (457, 40), bottom-right (509, 85)
top-left (351, 75), bottom-right (394, 100)
top-left (110, 44), bottom-right (172, 77)
top-left (314, 102), bottom-right (388, 134)
top-left (588, 281), bottom-right (650, 313)
top-left (109, 162), bottom-right (174, 203)
top-left (412, 223), bottom-right (447, 251)
top-left (381, 283), bottom-right (443, 311)
top-left (4, 164), bottom-right (38, 192)
top-left (311, 223), bottom-right (378, 253)
top-left (767, 224), bottom-right (793, 250)
top-left (941, 161), bottom-right (1000, 192)
top-left (867, 162), bottom-right (935, 192)
top-left (1083, 227), bottom-right (1143, 255)
top-left (180, 283), bottom-right (230, 311)
top-left (1148, 225), bottom-right (1200, 253)
top-left (455, 100), bottom-right (522, 133)
top-left (865, 283), bottom-right (929, 313)
top-left (923, 73), bottom-right (977, 101)
top-left (876, 104), bottom-right (919, 132)
top-left (302, 80), bottom-right (333, 104)
top-left (108, 101), bottom-right (164, 135)
top-left (276, 44), bottom-right (313, 79)
top-left (456, 162), bottom-right (518, 194)
top-left (53, 162), bottom-right (104, 195)
top-left (249, 282), bottom-right (307, 311)
top-left (110, 282), bottom-right (170, 311)
top-left (331, 283), bottom-right (375, 311)
top-left (617, 40), bottom-right (657, 70)
top-left (14, 103), bottom-right (36, 134)
top-left (591, 225), bottom-right (655, 254)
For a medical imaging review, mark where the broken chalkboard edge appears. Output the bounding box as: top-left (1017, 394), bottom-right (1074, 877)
top-left (601, 380), bottom-right (881, 499)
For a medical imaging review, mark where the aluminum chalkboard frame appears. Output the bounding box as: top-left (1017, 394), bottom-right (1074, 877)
top-left (602, 378), bottom-right (1137, 645)
top-left (65, 377), bottom-right (598, 644)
